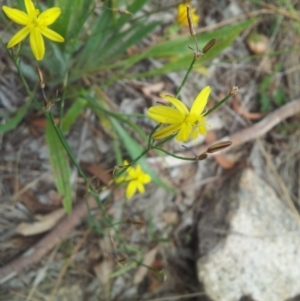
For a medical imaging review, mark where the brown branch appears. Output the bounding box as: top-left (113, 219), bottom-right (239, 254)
top-left (0, 196), bottom-right (99, 284)
top-left (228, 99), bottom-right (300, 147)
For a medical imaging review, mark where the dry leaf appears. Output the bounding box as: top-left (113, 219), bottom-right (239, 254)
top-left (94, 260), bottom-right (114, 285)
top-left (141, 82), bottom-right (165, 97)
top-left (15, 208), bottom-right (66, 236)
top-left (233, 95), bottom-right (263, 120)
top-left (133, 247), bottom-right (158, 285)
top-left (81, 162), bottom-right (112, 185)
top-left (162, 212), bottom-right (178, 224)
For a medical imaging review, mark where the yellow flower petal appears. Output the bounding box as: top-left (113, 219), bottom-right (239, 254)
top-left (25, 0), bottom-right (35, 14)
top-left (152, 123), bottom-right (182, 139)
top-left (148, 106), bottom-right (184, 124)
top-left (7, 26), bottom-right (31, 48)
top-left (161, 94), bottom-right (189, 115)
top-left (141, 174), bottom-right (151, 184)
top-left (126, 181), bottom-right (137, 199)
top-left (2, 6), bottom-right (30, 25)
top-left (176, 122), bottom-right (192, 142)
top-left (38, 7), bottom-right (62, 25)
top-left (136, 182), bottom-right (145, 194)
top-left (30, 28), bottom-right (45, 60)
top-left (197, 122), bottom-right (207, 135)
top-left (177, 3), bottom-right (199, 26)
top-left (40, 27), bottom-right (64, 42)
top-left (190, 86), bottom-right (211, 115)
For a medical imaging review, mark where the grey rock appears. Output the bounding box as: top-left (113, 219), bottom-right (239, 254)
top-left (197, 168), bottom-right (300, 301)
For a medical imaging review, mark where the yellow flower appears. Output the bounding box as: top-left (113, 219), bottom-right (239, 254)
top-left (148, 86), bottom-right (211, 142)
top-left (116, 161), bottom-right (151, 199)
top-left (2, 0), bottom-right (64, 61)
top-left (177, 3), bottom-right (199, 26)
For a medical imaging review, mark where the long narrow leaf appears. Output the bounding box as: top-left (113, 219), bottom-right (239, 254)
top-left (0, 103), bottom-right (30, 134)
top-left (61, 98), bottom-right (87, 133)
top-left (46, 119), bottom-right (73, 214)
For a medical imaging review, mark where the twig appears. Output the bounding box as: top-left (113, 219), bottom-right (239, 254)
top-left (0, 194), bottom-right (105, 284)
top-left (258, 2), bottom-right (300, 23)
top-left (47, 229), bottom-right (90, 301)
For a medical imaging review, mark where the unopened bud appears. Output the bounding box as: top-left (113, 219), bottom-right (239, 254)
top-left (125, 218), bottom-right (144, 226)
top-left (207, 141), bottom-right (232, 153)
top-left (197, 153), bottom-right (208, 160)
top-left (36, 66), bottom-right (45, 89)
top-left (202, 39), bottom-right (216, 54)
top-left (112, 8), bottom-right (132, 15)
top-left (187, 6), bottom-right (196, 36)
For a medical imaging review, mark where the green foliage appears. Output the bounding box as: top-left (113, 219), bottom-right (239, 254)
top-left (61, 98), bottom-right (87, 132)
top-left (258, 63), bottom-right (286, 112)
top-left (46, 119), bottom-right (73, 214)
top-left (0, 103), bottom-right (30, 134)
top-left (111, 19), bottom-right (257, 79)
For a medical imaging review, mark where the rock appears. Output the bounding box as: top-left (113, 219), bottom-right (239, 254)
top-left (197, 168), bottom-right (300, 301)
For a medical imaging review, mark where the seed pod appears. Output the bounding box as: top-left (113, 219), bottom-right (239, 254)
top-left (187, 6), bottom-right (196, 36)
top-left (197, 152), bottom-right (208, 160)
top-left (125, 218), bottom-right (144, 226)
top-left (36, 66), bottom-right (45, 89)
top-left (207, 141), bottom-right (232, 153)
top-left (202, 39), bottom-right (216, 54)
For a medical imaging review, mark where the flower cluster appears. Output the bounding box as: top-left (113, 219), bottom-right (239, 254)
top-left (2, 0), bottom-right (64, 60)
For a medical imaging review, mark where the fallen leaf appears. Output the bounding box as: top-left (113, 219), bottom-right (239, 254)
top-left (94, 259), bottom-right (114, 285)
top-left (141, 82), bottom-right (165, 98)
top-left (162, 212), bottom-right (178, 224)
top-left (81, 162), bottom-right (112, 185)
top-left (133, 246), bottom-right (158, 285)
top-left (233, 95), bottom-right (263, 120)
top-left (15, 208), bottom-right (66, 236)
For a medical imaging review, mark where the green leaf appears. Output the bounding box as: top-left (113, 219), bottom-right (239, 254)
top-left (61, 98), bottom-right (87, 133)
top-left (109, 117), bottom-right (174, 193)
top-left (46, 119), bottom-right (73, 214)
top-left (129, 19), bottom-right (257, 77)
top-left (260, 93), bottom-right (271, 112)
top-left (0, 103), bottom-right (29, 134)
top-left (274, 89), bottom-right (286, 106)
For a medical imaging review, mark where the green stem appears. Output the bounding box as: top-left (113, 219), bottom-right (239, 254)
top-left (148, 124), bottom-right (160, 149)
top-left (175, 56), bottom-right (196, 98)
top-left (154, 134), bottom-right (177, 148)
top-left (153, 146), bottom-right (195, 161)
top-left (204, 94), bottom-right (231, 116)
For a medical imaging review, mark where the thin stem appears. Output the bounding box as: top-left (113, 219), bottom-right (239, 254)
top-left (148, 124), bottom-right (160, 148)
top-left (204, 94), bottom-right (231, 116)
top-left (47, 112), bottom-right (89, 182)
top-left (154, 133), bottom-right (177, 148)
top-left (175, 56), bottom-right (196, 98)
top-left (153, 146), bottom-right (195, 161)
